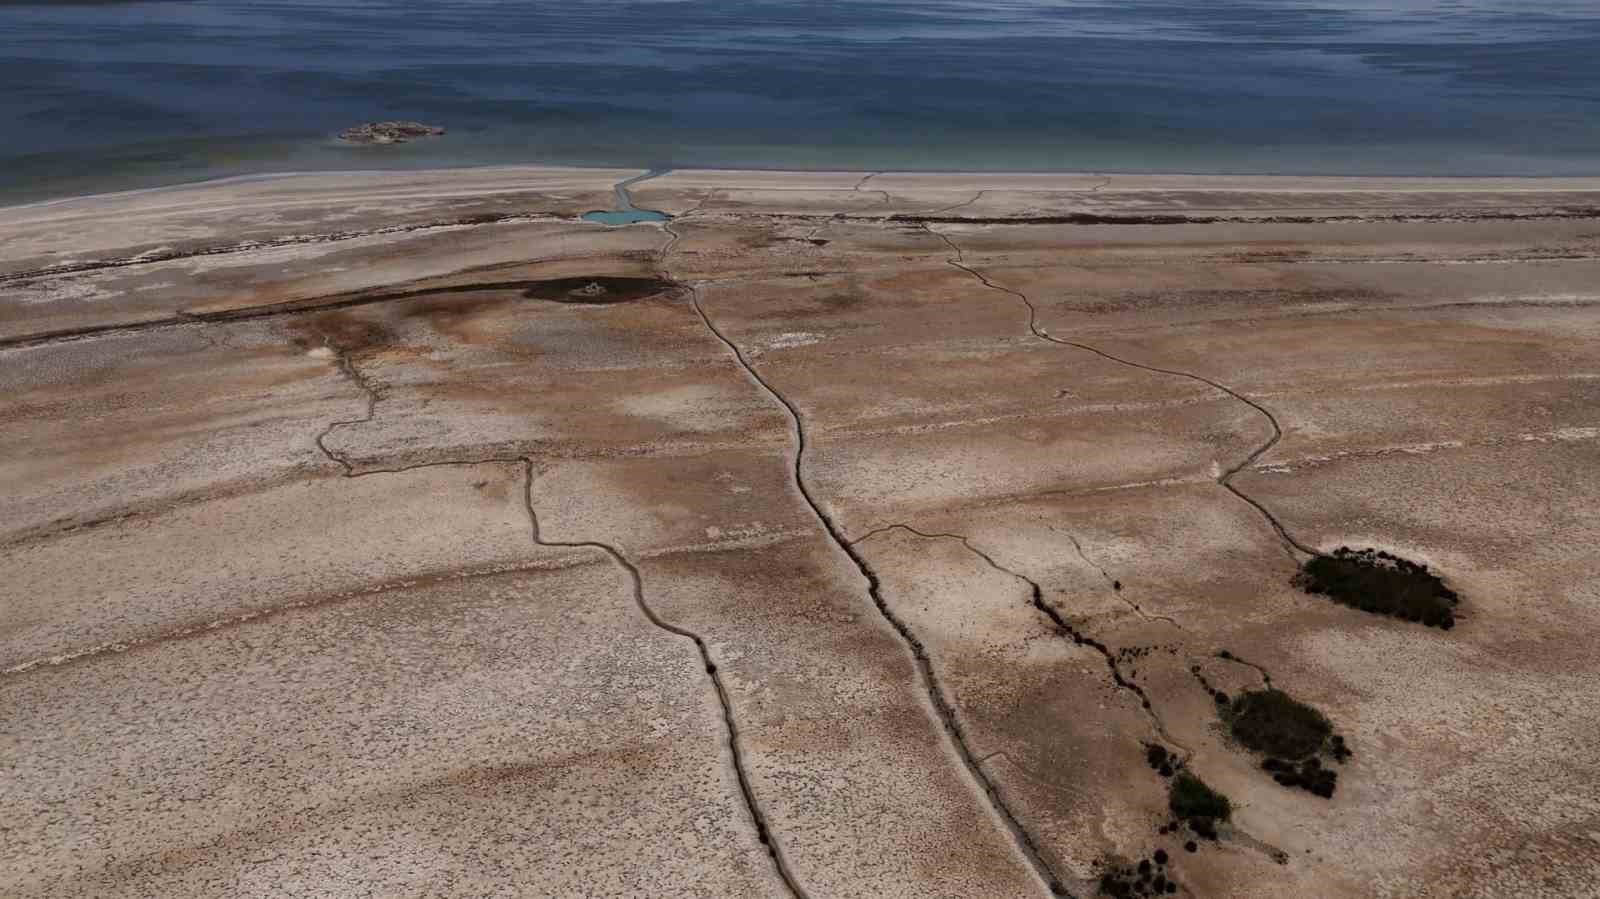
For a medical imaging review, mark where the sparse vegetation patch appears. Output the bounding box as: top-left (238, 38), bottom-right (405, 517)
top-left (1099, 859), bottom-right (1181, 897)
top-left (1295, 546), bottom-right (1458, 629)
top-left (1188, 664), bottom-right (1230, 707)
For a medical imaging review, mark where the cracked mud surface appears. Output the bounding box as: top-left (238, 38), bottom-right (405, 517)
top-left (5, 168), bottom-right (1600, 898)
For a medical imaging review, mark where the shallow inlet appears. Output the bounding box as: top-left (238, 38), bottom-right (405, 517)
top-left (582, 170), bottom-right (672, 225)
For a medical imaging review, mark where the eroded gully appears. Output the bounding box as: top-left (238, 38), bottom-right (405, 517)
top-left (679, 272), bottom-right (1071, 895)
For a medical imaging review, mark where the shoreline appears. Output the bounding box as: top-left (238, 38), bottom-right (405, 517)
top-left (11, 163), bottom-right (1600, 214)
top-left (6, 163), bottom-right (1600, 297)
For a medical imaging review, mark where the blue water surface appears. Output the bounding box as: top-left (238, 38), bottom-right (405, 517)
top-left (2, 0), bottom-right (1598, 201)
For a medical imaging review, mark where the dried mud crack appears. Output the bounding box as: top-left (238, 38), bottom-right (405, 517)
top-left (688, 290), bottom-right (1072, 897)
top-left (850, 524), bottom-right (1192, 760)
top-left (1059, 529), bottom-right (1182, 629)
top-left (312, 341), bottom-right (385, 475)
top-left (924, 225), bottom-right (1318, 561)
top-left (294, 380), bottom-right (811, 896)
top-left (27, 380), bottom-right (813, 895)
top-left (516, 460), bottom-right (810, 899)
top-left (924, 189), bottom-right (988, 216)
top-left (851, 171), bottom-right (893, 206)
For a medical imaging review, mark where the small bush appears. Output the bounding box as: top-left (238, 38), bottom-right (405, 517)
top-left (1146, 743), bottom-right (1169, 770)
top-left (1169, 772), bottom-right (1231, 823)
top-left (1227, 689), bottom-right (1333, 760)
top-left (1294, 547), bottom-right (1458, 629)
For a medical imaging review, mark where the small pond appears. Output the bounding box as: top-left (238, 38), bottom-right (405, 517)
top-left (583, 170), bottom-right (673, 225)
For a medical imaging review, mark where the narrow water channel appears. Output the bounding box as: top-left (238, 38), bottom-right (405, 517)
top-left (582, 170), bottom-right (672, 225)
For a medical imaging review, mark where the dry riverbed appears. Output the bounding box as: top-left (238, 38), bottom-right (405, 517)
top-left (3, 167), bottom-right (1599, 898)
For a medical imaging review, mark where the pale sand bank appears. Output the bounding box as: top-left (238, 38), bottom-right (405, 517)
top-left (6, 165), bottom-right (1600, 278)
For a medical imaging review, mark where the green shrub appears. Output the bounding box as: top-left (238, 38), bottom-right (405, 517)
top-left (1226, 689), bottom-right (1332, 760)
top-left (1169, 772), bottom-right (1231, 822)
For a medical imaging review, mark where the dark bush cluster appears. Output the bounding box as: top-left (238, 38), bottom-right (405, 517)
top-left (1294, 546), bottom-right (1458, 629)
top-left (1144, 743), bottom-right (1176, 778)
top-left (1262, 756), bottom-right (1337, 798)
top-left (1224, 688), bottom-right (1352, 798)
top-left (1099, 855), bottom-right (1181, 897)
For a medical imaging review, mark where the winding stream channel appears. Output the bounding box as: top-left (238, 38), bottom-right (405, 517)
top-left (582, 170), bottom-right (673, 225)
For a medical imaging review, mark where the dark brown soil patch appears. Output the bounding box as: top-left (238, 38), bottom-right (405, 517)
top-left (287, 311), bottom-right (393, 354)
top-left (399, 293), bottom-right (517, 331)
top-left (817, 291), bottom-right (865, 311)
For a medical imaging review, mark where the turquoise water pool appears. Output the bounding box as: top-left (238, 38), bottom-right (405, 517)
top-left (582, 171), bottom-right (672, 226)
top-left (582, 210), bottom-right (670, 225)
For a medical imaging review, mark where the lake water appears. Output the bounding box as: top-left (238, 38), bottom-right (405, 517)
top-left (3, 0), bottom-right (1598, 203)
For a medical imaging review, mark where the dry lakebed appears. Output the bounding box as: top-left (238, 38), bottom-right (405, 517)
top-left (3, 167), bottom-right (1599, 898)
